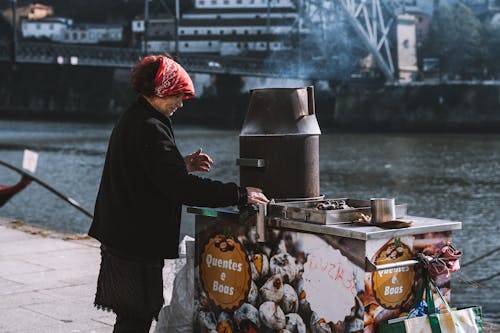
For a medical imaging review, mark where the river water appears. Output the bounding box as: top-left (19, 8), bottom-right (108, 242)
top-left (0, 120), bottom-right (499, 323)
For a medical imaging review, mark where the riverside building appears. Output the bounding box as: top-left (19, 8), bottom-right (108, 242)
top-left (21, 17), bottom-right (123, 44)
top-left (140, 0), bottom-right (300, 56)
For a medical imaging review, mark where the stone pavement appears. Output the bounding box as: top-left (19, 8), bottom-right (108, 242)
top-left (0, 217), bottom-right (181, 333)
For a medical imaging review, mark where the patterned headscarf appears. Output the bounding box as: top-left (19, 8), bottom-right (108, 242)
top-left (141, 55), bottom-right (195, 100)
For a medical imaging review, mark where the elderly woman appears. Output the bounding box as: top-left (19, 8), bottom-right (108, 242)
top-left (88, 54), bottom-right (268, 332)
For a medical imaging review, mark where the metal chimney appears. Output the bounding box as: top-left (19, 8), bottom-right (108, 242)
top-left (238, 86), bottom-right (321, 200)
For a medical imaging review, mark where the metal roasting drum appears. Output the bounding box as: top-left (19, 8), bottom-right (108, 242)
top-left (238, 86), bottom-right (321, 200)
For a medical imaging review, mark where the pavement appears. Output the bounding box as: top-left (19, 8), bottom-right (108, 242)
top-left (0, 217), bottom-right (182, 333)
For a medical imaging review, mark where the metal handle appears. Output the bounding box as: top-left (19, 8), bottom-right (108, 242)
top-left (256, 204), bottom-right (267, 242)
top-left (365, 257), bottom-right (419, 272)
top-left (307, 86), bottom-right (315, 115)
top-left (236, 158), bottom-right (266, 168)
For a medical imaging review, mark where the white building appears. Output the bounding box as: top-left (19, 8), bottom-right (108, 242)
top-left (61, 24), bottom-right (123, 44)
top-left (22, 17), bottom-right (73, 40)
top-left (194, 0), bottom-right (295, 9)
top-left (132, 15), bottom-right (176, 50)
top-left (132, 17), bottom-right (175, 38)
top-left (397, 14), bottom-right (418, 82)
top-left (22, 17), bottom-right (123, 44)
top-left (145, 0), bottom-right (299, 55)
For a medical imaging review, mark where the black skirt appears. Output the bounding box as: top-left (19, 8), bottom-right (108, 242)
top-left (94, 245), bottom-right (165, 320)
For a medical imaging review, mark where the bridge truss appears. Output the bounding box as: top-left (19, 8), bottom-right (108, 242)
top-left (301, 0), bottom-right (402, 81)
top-left (0, 41), bottom-right (309, 79)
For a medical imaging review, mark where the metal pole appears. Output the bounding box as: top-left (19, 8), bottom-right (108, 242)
top-left (144, 0), bottom-right (149, 54)
top-left (10, 0), bottom-right (17, 67)
top-left (0, 160), bottom-right (94, 219)
top-left (175, 0), bottom-right (180, 57)
top-left (266, 0), bottom-right (271, 52)
top-left (297, 0), bottom-right (302, 77)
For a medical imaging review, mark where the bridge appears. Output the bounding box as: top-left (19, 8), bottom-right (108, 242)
top-left (0, 41), bottom-right (331, 80)
top-left (1, 0), bottom-right (404, 81)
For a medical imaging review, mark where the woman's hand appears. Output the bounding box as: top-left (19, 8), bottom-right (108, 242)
top-left (246, 186), bottom-right (269, 205)
top-left (184, 148), bottom-right (213, 173)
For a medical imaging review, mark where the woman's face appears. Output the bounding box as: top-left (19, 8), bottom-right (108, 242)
top-left (149, 93), bottom-right (184, 116)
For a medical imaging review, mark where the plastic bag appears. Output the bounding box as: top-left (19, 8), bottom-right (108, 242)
top-left (155, 236), bottom-right (195, 333)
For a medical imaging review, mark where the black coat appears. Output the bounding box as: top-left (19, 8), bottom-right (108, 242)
top-left (89, 97), bottom-right (244, 259)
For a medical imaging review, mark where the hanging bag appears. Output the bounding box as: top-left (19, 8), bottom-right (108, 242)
top-left (378, 273), bottom-right (483, 333)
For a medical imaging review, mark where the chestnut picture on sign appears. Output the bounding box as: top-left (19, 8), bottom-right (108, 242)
top-left (200, 234), bottom-right (252, 311)
top-left (372, 238), bottom-right (415, 309)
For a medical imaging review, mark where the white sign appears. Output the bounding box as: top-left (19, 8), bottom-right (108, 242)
top-left (300, 235), bottom-right (357, 323)
top-left (22, 149), bottom-right (38, 173)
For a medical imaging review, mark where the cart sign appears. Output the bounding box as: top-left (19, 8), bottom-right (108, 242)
top-left (200, 235), bottom-right (251, 311)
top-left (302, 236), bottom-right (357, 323)
top-left (372, 239), bottom-right (415, 309)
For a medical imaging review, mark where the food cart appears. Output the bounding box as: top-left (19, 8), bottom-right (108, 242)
top-left (189, 87), bottom-right (462, 333)
top-left (190, 205), bottom-right (461, 332)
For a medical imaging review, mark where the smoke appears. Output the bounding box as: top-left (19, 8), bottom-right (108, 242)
top-left (263, 0), bottom-right (366, 81)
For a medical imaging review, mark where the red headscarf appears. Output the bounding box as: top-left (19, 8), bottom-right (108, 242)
top-left (141, 55), bottom-right (195, 100)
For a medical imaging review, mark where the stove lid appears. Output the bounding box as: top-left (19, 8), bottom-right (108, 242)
top-left (240, 86), bottom-right (321, 136)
